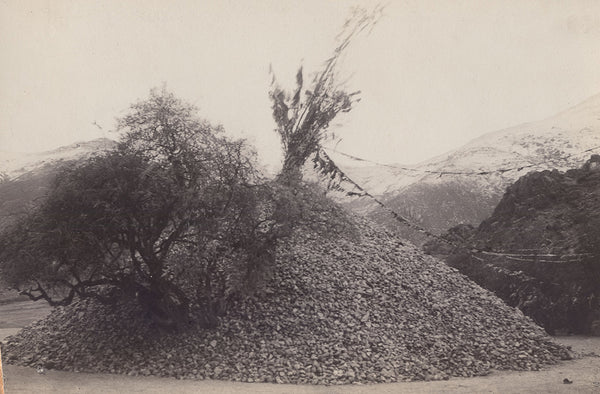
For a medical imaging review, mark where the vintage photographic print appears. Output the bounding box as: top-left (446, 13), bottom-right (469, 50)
top-left (1, 1), bottom-right (599, 392)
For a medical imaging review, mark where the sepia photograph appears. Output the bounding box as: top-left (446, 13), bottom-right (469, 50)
top-left (1, 1), bottom-right (599, 392)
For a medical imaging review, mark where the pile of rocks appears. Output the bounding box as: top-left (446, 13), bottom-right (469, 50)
top-left (2, 218), bottom-right (571, 384)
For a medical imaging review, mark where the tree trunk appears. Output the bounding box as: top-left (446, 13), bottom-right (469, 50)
top-left (278, 153), bottom-right (304, 186)
top-left (137, 281), bottom-right (190, 331)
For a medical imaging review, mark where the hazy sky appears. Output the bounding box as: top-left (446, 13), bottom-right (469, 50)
top-left (2, 0), bottom-right (600, 169)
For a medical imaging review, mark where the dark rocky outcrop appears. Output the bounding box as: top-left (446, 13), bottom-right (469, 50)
top-left (426, 156), bottom-right (600, 335)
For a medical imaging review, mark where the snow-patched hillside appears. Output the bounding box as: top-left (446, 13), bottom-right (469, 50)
top-left (0, 138), bottom-right (117, 181)
top-left (420, 94), bottom-right (600, 182)
top-left (333, 94), bottom-right (600, 237)
top-left (0, 138), bottom-right (118, 231)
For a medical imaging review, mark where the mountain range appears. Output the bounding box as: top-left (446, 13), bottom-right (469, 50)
top-left (331, 94), bottom-right (600, 240)
top-left (2, 94), bottom-right (600, 239)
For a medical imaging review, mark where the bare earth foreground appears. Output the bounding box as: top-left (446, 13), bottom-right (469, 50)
top-left (1, 301), bottom-right (599, 393)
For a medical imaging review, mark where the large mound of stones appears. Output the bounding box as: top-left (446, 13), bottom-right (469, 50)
top-left (2, 218), bottom-right (570, 384)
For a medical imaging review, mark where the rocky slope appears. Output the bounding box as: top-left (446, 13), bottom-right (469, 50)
top-left (425, 156), bottom-right (600, 335)
top-left (2, 217), bottom-right (570, 384)
top-left (333, 94), bottom-right (600, 239)
top-left (476, 155), bottom-right (600, 253)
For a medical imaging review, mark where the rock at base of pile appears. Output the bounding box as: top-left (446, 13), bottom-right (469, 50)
top-left (1, 218), bottom-right (571, 384)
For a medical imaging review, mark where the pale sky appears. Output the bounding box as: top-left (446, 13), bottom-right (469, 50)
top-left (2, 0), bottom-right (600, 170)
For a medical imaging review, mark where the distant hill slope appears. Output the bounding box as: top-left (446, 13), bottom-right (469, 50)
top-left (334, 94), bottom-right (600, 239)
top-left (425, 156), bottom-right (600, 335)
top-left (0, 138), bottom-right (117, 181)
top-left (0, 138), bottom-right (116, 230)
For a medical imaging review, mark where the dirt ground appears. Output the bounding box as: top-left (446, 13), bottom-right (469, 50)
top-left (1, 299), bottom-right (599, 393)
